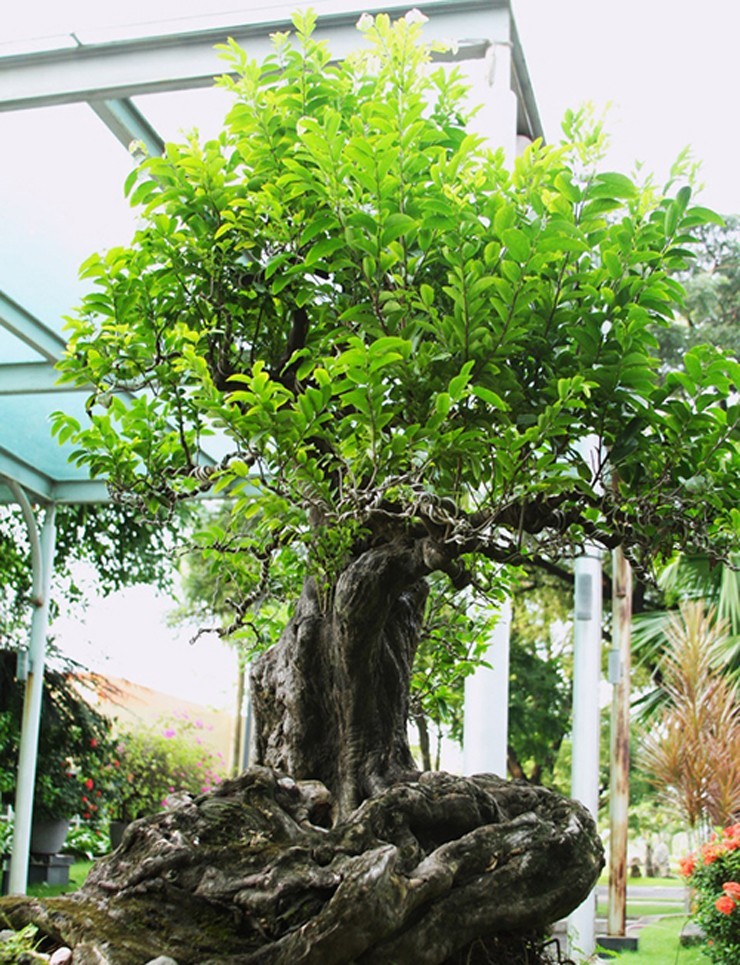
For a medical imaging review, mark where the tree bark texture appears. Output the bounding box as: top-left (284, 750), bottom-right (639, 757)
top-left (0, 768), bottom-right (603, 964)
top-left (251, 542), bottom-right (433, 817)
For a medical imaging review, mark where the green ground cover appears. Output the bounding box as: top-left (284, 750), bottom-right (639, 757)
top-left (597, 874), bottom-right (685, 888)
top-left (596, 900), bottom-right (686, 918)
top-left (600, 915), bottom-right (706, 962)
top-left (26, 859), bottom-right (94, 899)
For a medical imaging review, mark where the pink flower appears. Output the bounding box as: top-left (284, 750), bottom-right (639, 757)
top-left (163, 728), bottom-right (176, 739)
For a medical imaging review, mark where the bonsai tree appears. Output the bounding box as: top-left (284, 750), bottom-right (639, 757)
top-left (3, 11), bottom-right (737, 963)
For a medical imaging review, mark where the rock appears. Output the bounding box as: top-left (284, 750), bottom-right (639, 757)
top-left (50, 948), bottom-right (73, 964)
top-left (70, 944), bottom-right (110, 964)
top-left (143, 958), bottom-right (180, 965)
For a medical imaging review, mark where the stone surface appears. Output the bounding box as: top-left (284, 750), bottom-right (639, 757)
top-left (49, 948), bottom-right (73, 965)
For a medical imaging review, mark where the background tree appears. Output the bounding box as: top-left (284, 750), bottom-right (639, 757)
top-left (0, 502), bottom-right (177, 651)
top-left (656, 215), bottom-right (740, 367)
top-left (4, 11), bottom-right (737, 963)
top-left (506, 572), bottom-right (572, 786)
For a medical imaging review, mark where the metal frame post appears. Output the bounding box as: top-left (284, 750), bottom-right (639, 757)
top-left (568, 547), bottom-right (603, 961)
top-left (6, 484), bottom-right (57, 895)
top-left (463, 598), bottom-right (512, 777)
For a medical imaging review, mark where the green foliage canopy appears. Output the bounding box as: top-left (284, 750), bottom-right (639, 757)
top-left (53, 12), bottom-right (739, 614)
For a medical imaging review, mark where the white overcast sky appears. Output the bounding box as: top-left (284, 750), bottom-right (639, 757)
top-left (3, 0), bottom-right (739, 213)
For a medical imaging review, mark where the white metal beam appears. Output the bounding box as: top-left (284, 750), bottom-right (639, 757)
top-left (0, 455), bottom-right (111, 504)
top-left (88, 97), bottom-right (165, 156)
top-left (0, 362), bottom-right (78, 394)
top-left (0, 292), bottom-right (66, 362)
top-left (48, 479), bottom-right (111, 503)
top-left (0, 448), bottom-right (54, 502)
top-left (0, 2), bottom-right (541, 138)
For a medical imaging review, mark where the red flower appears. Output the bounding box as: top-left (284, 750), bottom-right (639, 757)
top-left (715, 895), bottom-right (736, 915)
top-left (679, 854), bottom-right (696, 878)
top-left (84, 778), bottom-right (94, 790)
top-left (89, 738), bottom-right (98, 748)
top-left (722, 882), bottom-right (740, 900)
top-left (701, 842), bottom-right (721, 865)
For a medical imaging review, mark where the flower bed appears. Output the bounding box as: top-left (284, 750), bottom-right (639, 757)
top-left (680, 823), bottom-right (740, 963)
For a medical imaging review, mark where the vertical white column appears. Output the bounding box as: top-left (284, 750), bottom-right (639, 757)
top-left (463, 598), bottom-right (512, 777)
top-left (462, 41), bottom-right (518, 161)
top-left (8, 498), bottom-right (57, 895)
top-left (567, 548), bottom-right (603, 961)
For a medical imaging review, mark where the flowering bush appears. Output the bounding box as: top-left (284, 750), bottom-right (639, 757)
top-left (680, 823), bottom-right (740, 963)
top-left (0, 656), bottom-right (116, 820)
top-left (97, 714), bottom-right (227, 823)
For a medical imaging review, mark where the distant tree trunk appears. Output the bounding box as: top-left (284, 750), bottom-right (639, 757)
top-left (414, 713), bottom-right (433, 772)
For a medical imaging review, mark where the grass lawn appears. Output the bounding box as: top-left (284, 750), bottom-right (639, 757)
top-left (26, 859), bottom-right (94, 899)
top-left (600, 915), bottom-right (707, 962)
top-left (596, 900), bottom-right (686, 918)
top-left (597, 874), bottom-right (685, 888)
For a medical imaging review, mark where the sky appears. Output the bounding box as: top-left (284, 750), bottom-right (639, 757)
top-left (51, 584), bottom-right (239, 709)
top-left (3, 0), bottom-right (738, 701)
top-left (3, 0), bottom-right (739, 213)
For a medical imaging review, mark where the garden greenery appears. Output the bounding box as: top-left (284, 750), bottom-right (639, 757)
top-left (680, 824), bottom-right (740, 963)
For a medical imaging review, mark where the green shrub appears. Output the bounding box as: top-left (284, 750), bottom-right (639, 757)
top-left (680, 823), bottom-right (740, 963)
top-left (0, 654), bottom-right (115, 819)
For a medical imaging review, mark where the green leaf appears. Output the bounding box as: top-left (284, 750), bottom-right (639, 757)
top-left (381, 213), bottom-right (416, 246)
top-left (502, 228), bottom-right (530, 263)
top-left (589, 172), bottom-right (638, 200)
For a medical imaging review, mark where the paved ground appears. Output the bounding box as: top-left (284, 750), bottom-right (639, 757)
top-left (596, 883), bottom-right (687, 903)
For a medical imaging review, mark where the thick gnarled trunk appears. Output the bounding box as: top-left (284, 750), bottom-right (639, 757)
top-left (251, 542), bottom-right (429, 816)
top-left (1, 769), bottom-right (603, 964)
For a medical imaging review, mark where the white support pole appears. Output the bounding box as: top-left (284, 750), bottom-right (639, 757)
top-left (462, 41), bottom-right (518, 163)
top-left (463, 598), bottom-right (512, 777)
top-left (7, 489), bottom-right (57, 895)
top-left (568, 548), bottom-right (603, 961)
